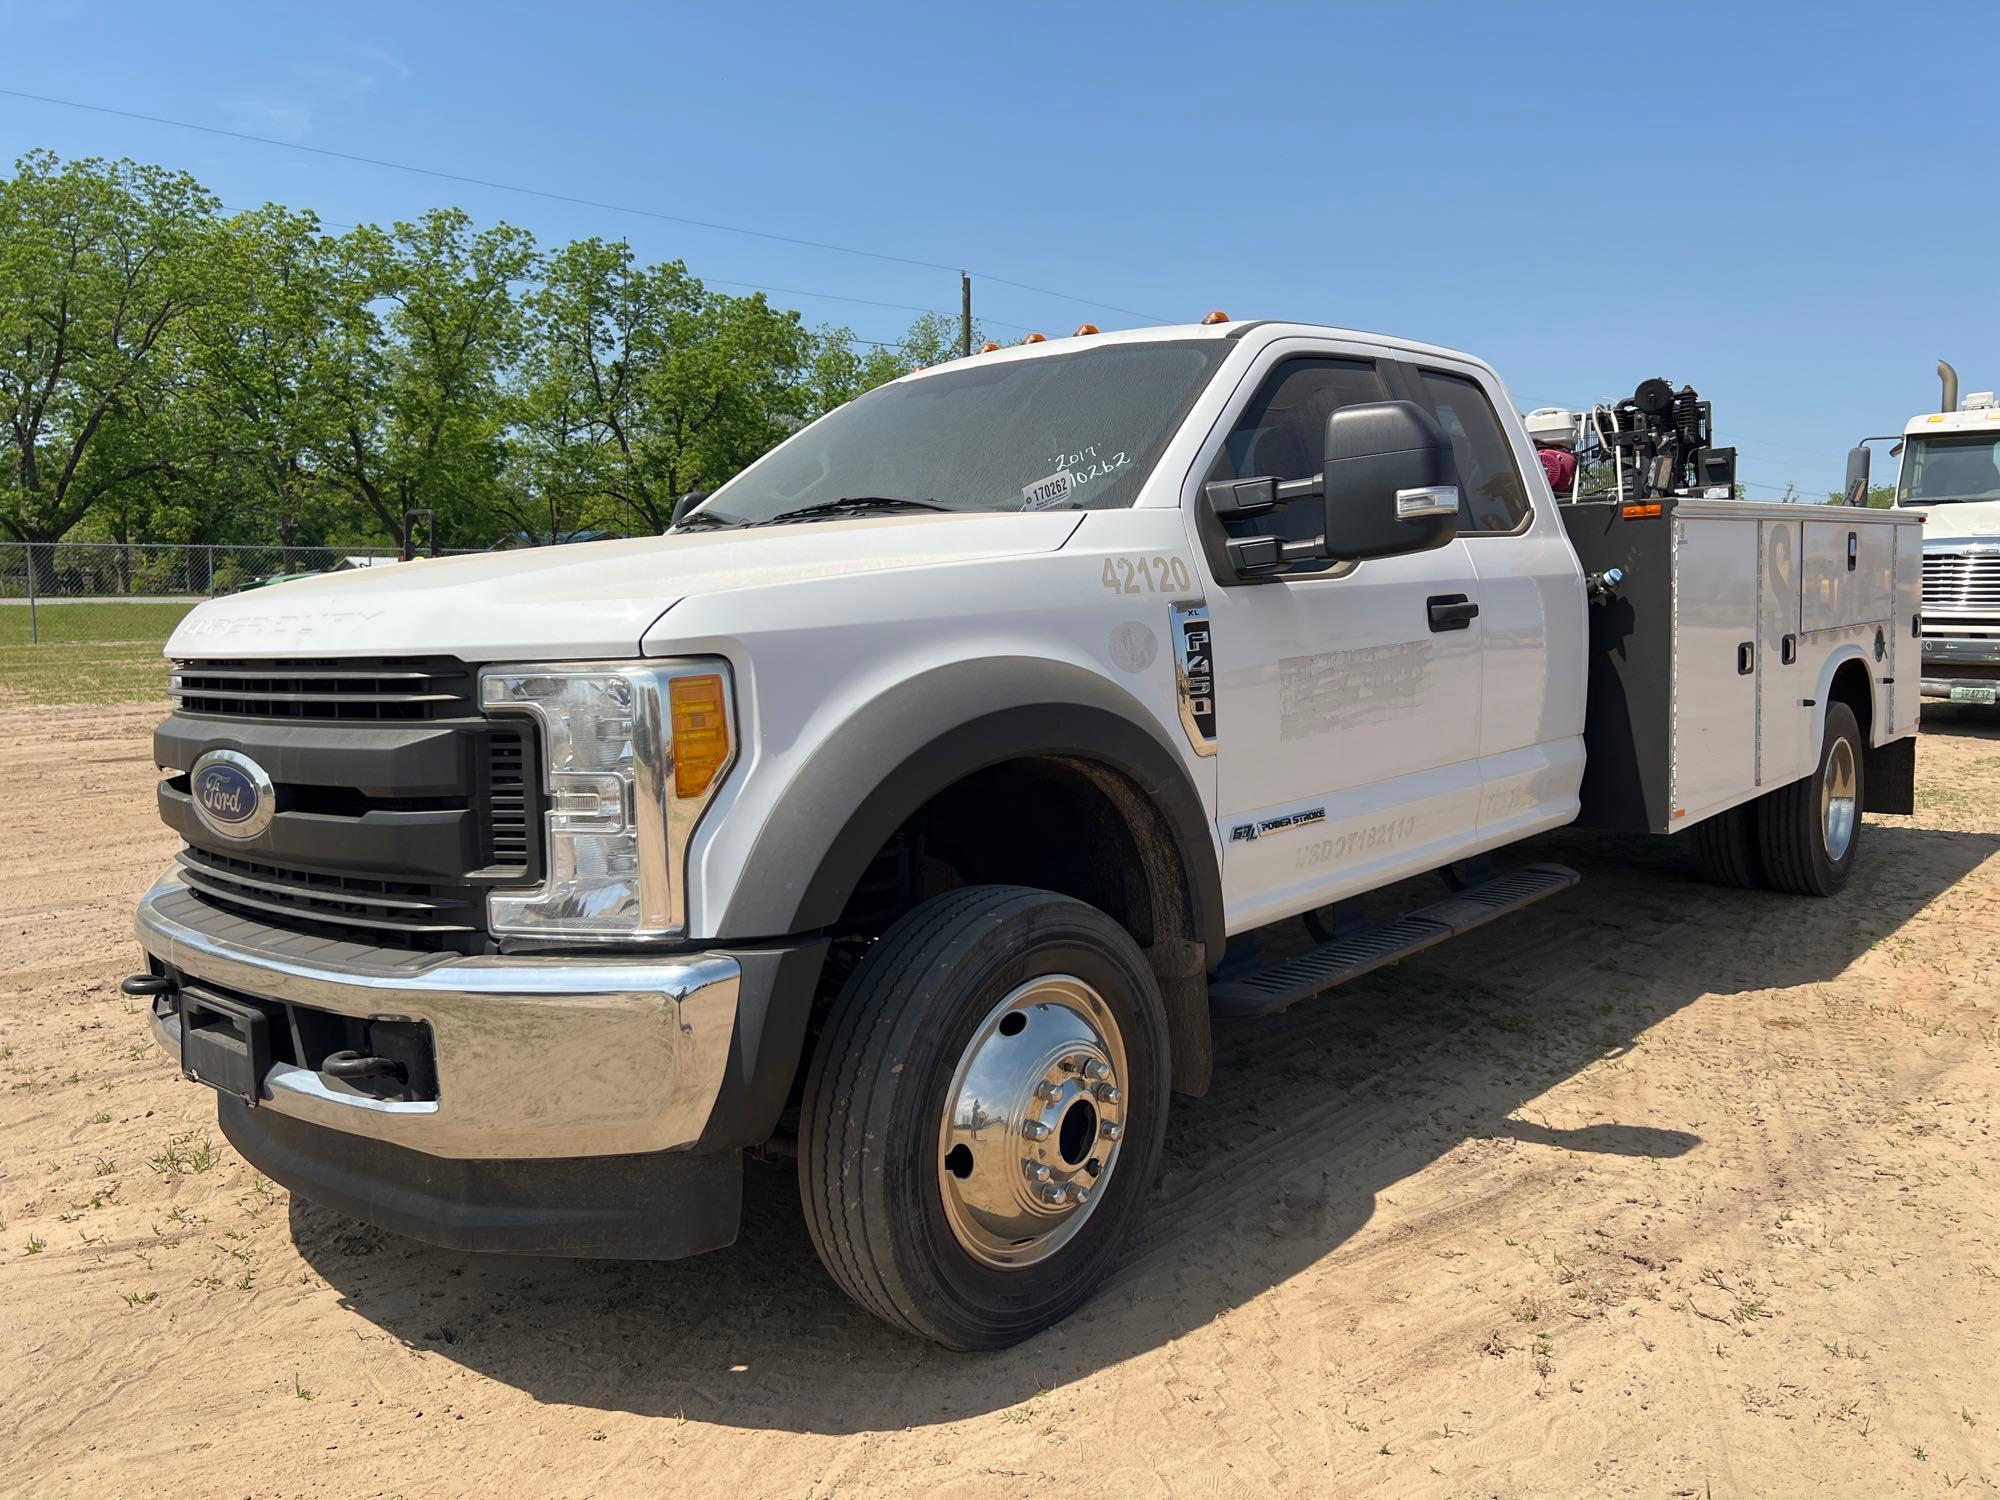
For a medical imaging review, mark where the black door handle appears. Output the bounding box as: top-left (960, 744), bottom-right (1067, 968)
top-left (1427, 594), bottom-right (1479, 632)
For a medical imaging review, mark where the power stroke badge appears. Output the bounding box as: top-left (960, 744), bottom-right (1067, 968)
top-left (188, 749), bottom-right (276, 841)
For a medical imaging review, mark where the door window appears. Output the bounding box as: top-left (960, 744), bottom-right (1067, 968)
top-left (1411, 369), bottom-right (1531, 533)
top-left (1205, 358), bottom-right (1387, 559)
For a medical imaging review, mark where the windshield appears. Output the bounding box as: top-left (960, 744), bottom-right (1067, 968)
top-left (700, 339), bottom-right (1230, 524)
top-left (1898, 433), bottom-right (2000, 504)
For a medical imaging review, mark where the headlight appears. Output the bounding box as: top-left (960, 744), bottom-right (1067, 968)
top-left (479, 661), bottom-right (736, 941)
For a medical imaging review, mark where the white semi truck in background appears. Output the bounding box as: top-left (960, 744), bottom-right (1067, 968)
top-left (1849, 360), bottom-right (2000, 706)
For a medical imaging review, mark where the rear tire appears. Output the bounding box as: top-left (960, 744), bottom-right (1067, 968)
top-left (1757, 702), bottom-right (1864, 896)
top-left (1690, 801), bottom-right (1764, 888)
top-left (798, 885), bottom-right (1169, 1350)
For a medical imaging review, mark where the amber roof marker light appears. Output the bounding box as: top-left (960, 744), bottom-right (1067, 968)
top-left (1200, 310), bottom-right (1230, 325)
top-left (978, 342), bottom-right (1001, 353)
top-left (1073, 323), bottom-right (1100, 336)
top-left (1022, 332), bottom-right (1047, 344)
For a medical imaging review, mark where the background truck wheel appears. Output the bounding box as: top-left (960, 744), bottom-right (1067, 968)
top-left (1690, 801), bottom-right (1764, 888)
top-left (1758, 701), bottom-right (1864, 897)
top-left (798, 884), bottom-right (1169, 1350)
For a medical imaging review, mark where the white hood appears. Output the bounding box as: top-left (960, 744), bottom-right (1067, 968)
top-left (166, 512), bottom-right (1084, 661)
top-left (1914, 499), bottom-right (2000, 546)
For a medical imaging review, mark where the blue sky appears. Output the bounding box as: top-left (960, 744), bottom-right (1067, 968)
top-left (3, 1), bottom-right (1993, 499)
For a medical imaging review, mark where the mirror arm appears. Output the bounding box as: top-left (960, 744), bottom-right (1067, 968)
top-left (1204, 474), bottom-right (1322, 518)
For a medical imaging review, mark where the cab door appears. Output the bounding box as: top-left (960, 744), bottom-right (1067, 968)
top-left (1184, 342), bottom-right (1485, 933)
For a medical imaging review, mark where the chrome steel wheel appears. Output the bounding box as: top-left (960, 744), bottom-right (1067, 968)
top-left (937, 974), bottom-right (1128, 1269)
top-left (1821, 734), bottom-right (1858, 861)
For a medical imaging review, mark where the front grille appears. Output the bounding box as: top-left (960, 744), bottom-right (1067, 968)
top-left (479, 730), bottom-right (532, 874)
top-left (169, 656), bottom-right (476, 722)
top-left (163, 655), bottom-right (543, 951)
top-left (176, 848), bottom-right (485, 944)
top-left (1922, 549), bottom-right (2000, 611)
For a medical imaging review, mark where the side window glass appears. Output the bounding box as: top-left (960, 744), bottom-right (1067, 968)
top-left (1414, 369), bottom-right (1530, 533)
top-left (1206, 358), bottom-right (1385, 553)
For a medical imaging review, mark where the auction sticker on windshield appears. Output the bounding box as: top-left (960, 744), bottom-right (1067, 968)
top-left (1022, 468), bottom-right (1076, 510)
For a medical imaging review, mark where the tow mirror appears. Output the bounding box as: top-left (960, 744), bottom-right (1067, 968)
top-left (1844, 447), bottom-right (1871, 507)
top-left (1320, 401), bottom-right (1460, 561)
top-left (1200, 400), bottom-right (1460, 577)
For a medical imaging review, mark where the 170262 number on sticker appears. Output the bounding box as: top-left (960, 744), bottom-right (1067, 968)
top-left (1101, 555), bottom-right (1193, 594)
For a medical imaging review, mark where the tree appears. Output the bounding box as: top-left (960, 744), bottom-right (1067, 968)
top-left (518, 243), bottom-right (816, 534)
top-left (804, 327), bottom-right (907, 419)
top-left (309, 209), bottom-right (536, 551)
top-left (0, 151), bottom-right (222, 570)
top-left (176, 203), bottom-right (351, 552)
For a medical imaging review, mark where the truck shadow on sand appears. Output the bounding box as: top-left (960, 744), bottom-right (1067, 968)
top-left (293, 820), bottom-right (1997, 1434)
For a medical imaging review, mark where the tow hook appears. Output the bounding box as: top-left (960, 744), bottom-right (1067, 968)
top-left (120, 973), bottom-right (175, 998)
top-left (321, 1051), bottom-right (409, 1086)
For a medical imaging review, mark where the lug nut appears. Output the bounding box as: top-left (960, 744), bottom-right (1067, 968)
top-left (1068, 1184), bottom-right (1091, 1205)
top-left (1026, 1160), bottom-right (1051, 1183)
top-left (1039, 1183), bottom-right (1067, 1205)
top-left (1022, 1120), bottom-right (1051, 1141)
top-left (1035, 1080), bottom-right (1063, 1101)
top-left (1093, 1085), bottom-right (1121, 1105)
top-left (1100, 1121), bottom-right (1122, 1141)
top-left (1082, 1059), bottom-right (1109, 1081)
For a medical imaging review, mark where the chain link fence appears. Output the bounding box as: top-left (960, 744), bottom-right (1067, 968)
top-left (0, 541), bottom-right (466, 644)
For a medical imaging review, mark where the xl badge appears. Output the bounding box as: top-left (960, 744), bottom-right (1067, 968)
top-left (189, 749), bottom-right (275, 841)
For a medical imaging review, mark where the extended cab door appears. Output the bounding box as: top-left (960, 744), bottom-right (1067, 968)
top-left (1387, 359), bottom-right (1588, 843)
top-left (1184, 340), bottom-right (1485, 933)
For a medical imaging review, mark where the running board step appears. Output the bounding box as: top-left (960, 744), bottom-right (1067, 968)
top-left (1207, 862), bottom-right (1580, 1018)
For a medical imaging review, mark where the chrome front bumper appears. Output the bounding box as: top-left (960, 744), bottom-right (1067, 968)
top-left (136, 872), bottom-right (742, 1160)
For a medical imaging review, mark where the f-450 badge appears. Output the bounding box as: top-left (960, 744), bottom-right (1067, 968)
top-left (1169, 602), bottom-right (1215, 757)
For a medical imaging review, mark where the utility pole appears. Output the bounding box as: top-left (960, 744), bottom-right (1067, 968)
top-left (960, 272), bottom-right (972, 359)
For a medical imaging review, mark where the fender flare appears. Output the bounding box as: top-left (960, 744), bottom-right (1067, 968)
top-left (1813, 643), bottom-right (1879, 744)
top-left (712, 656), bottom-right (1224, 956)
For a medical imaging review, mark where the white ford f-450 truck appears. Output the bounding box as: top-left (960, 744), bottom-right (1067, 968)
top-left (129, 319), bottom-right (1921, 1349)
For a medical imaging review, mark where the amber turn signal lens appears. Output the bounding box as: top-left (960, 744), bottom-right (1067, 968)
top-left (1622, 502), bottom-right (1663, 519)
top-left (668, 673), bottom-right (731, 799)
top-left (1200, 309), bottom-right (1230, 325)
top-left (1073, 323), bottom-right (1099, 336)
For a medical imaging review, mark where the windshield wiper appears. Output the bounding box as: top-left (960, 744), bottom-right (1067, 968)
top-left (759, 496), bottom-right (950, 525)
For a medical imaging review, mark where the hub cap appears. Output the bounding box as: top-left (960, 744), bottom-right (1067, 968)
top-left (1822, 735), bottom-right (1858, 861)
top-left (937, 975), bottom-right (1128, 1269)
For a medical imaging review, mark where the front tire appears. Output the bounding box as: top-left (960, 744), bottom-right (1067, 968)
top-left (798, 885), bottom-right (1169, 1349)
top-left (1758, 701), bottom-right (1864, 896)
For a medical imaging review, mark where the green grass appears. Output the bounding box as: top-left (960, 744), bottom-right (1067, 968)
top-left (0, 641), bottom-right (171, 707)
top-left (0, 600), bottom-right (195, 646)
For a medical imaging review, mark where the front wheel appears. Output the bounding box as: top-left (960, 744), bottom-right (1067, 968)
top-left (798, 885), bottom-right (1169, 1349)
top-left (1758, 701), bottom-right (1864, 896)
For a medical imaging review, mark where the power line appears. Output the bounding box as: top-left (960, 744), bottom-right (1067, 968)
top-left (215, 202), bottom-right (1033, 340)
top-left (4, 86), bottom-right (1157, 325)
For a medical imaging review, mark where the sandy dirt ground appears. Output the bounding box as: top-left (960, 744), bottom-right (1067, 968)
top-left (1, 701), bottom-right (1996, 1498)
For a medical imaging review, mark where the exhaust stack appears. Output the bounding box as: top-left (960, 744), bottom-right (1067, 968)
top-left (1939, 359), bottom-right (1960, 413)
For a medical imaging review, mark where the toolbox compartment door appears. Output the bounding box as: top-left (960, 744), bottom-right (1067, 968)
top-left (1756, 517), bottom-right (1813, 787)
top-left (1801, 518), bottom-right (1892, 633)
top-left (1672, 512), bottom-right (1759, 820)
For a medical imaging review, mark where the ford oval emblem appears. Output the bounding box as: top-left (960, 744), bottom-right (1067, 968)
top-left (189, 749), bottom-right (275, 841)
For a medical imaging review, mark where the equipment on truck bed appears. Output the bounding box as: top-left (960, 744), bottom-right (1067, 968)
top-left (1536, 379), bottom-right (1738, 504)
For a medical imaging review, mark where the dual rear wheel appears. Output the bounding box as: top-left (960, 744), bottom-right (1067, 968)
top-left (1692, 702), bottom-right (1864, 896)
